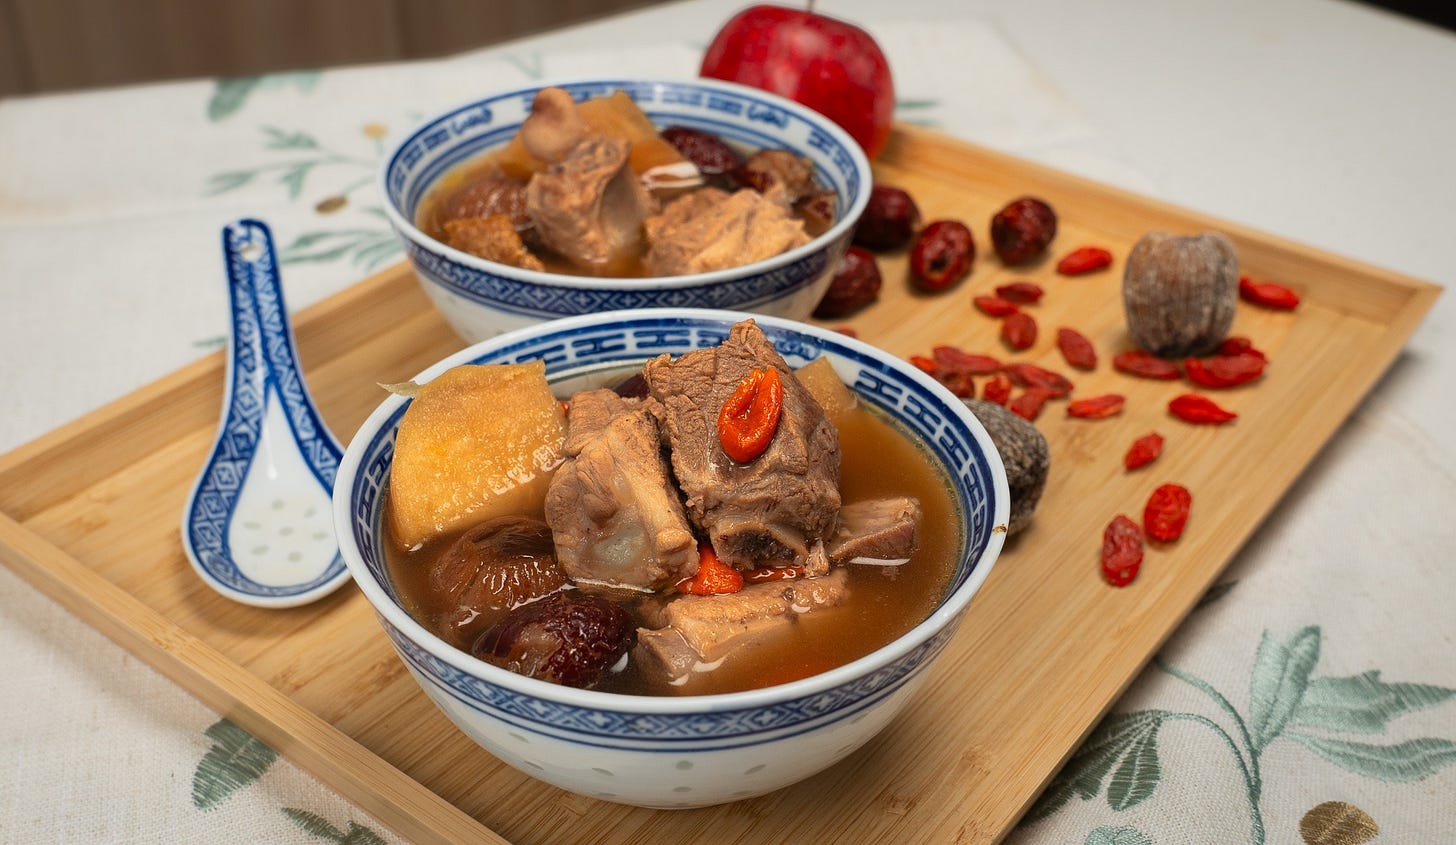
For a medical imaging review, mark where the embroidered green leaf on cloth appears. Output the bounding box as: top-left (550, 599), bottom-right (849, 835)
top-left (1248, 625), bottom-right (1320, 752)
top-left (283, 808), bottom-right (388, 844)
top-left (1292, 670), bottom-right (1456, 734)
top-left (1025, 710), bottom-right (1169, 822)
top-left (192, 719), bottom-right (279, 809)
top-left (1084, 825), bottom-right (1153, 845)
top-left (1288, 735), bottom-right (1456, 782)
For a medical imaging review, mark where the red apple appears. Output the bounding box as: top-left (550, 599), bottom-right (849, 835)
top-left (700, 4), bottom-right (895, 159)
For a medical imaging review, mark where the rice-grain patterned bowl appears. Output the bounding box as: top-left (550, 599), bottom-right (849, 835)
top-left (379, 78), bottom-right (871, 343)
top-left (333, 309), bottom-right (1008, 808)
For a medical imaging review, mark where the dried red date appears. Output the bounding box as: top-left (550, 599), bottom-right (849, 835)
top-left (1056, 327), bottom-right (1098, 370)
top-left (1101, 514), bottom-right (1144, 587)
top-left (991, 196), bottom-right (1058, 265)
top-left (910, 220), bottom-right (975, 291)
top-left (995, 281), bottom-right (1044, 303)
top-left (973, 295), bottom-right (1021, 317)
top-left (813, 247), bottom-right (882, 318)
top-left (1001, 311), bottom-right (1038, 350)
top-left (472, 592), bottom-right (635, 689)
top-left (854, 184), bottom-right (921, 251)
top-left (660, 125), bottom-right (743, 183)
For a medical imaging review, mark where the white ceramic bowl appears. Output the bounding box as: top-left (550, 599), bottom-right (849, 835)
top-left (333, 309), bottom-right (1008, 808)
top-left (379, 78), bottom-right (872, 342)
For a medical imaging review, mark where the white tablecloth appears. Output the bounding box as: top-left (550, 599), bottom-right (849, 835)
top-left (2, 1), bottom-right (1453, 842)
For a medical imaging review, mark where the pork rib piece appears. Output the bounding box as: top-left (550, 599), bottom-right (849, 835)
top-left (525, 134), bottom-right (655, 272)
top-left (643, 187), bottom-right (808, 276)
top-left (544, 389), bottom-right (697, 592)
top-left (826, 496), bottom-right (922, 565)
top-left (643, 319), bottom-right (841, 571)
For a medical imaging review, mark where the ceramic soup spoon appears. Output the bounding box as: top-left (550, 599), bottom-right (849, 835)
top-left (182, 219), bottom-right (349, 607)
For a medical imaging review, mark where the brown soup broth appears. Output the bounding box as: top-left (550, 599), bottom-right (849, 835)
top-left (383, 399), bottom-right (962, 697)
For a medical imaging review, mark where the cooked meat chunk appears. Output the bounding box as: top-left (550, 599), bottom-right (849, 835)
top-left (439, 175), bottom-right (531, 231)
top-left (643, 187), bottom-right (810, 276)
top-left (428, 516), bottom-right (567, 649)
top-left (442, 215), bottom-right (545, 271)
top-left (526, 134), bottom-right (656, 271)
top-left (544, 389), bottom-right (697, 592)
top-left (634, 569), bottom-right (849, 682)
top-left (826, 497), bottom-right (921, 564)
top-left (735, 148), bottom-right (820, 204)
top-left (642, 319), bottom-right (841, 570)
top-left (519, 87), bottom-right (590, 163)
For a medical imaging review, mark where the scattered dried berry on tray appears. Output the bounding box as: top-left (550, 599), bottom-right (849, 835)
top-left (834, 326), bottom-right (858, 338)
top-left (1008, 388), bottom-right (1055, 421)
top-left (1113, 349), bottom-right (1182, 380)
top-left (933, 345), bottom-right (1002, 375)
top-left (1056, 326), bottom-right (1098, 370)
top-left (1169, 393), bottom-right (1237, 425)
top-left (1056, 246), bottom-right (1114, 276)
top-left (983, 372), bottom-right (1012, 405)
top-left (1001, 311), bottom-right (1038, 350)
top-left (973, 295), bottom-right (1021, 317)
top-left (1122, 231), bottom-right (1238, 357)
top-left (1067, 393), bottom-right (1126, 419)
top-left (1218, 336), bottom-right (1267, 361)
top-left (938, 370), bottom-right (976, 398)
top-left (990, 196), bottom-right (1058, 265)
top-left (1101, 514), bottom-right (1144, 587)
top-left (854, 184), bottom-right (921, 251)
top-left (813, 246), bottom-right (882, 318)
top-left (910, 220), bottom-right (975, 291)
top-left (963, 398), bottom-right (1050, 534)
top-left (995, 281), bottom-right (1045, 303)
top-left (1124, 432), bottom-right (1165, 470)
top-left (1239, 275), bottom-right (1301, 310)
top-left (1143, 483), bottom-right (1192, 542)
top-left (1184, 353), bottom-right (1266, 388)
top-left (1002, 362), bottom-right (1074, 396)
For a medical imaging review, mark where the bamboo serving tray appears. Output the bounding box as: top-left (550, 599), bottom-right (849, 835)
top-left (0, 126), bottom-right (1439, 844)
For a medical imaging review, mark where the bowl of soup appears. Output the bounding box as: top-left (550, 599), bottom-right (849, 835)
top-left (333, 309), bottom-right (1008, 808)
top-left (379, 78), bottom-right (871, 342)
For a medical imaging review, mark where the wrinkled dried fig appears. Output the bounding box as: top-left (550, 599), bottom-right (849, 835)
top-left (1122, 231), bottom-right (1238, 357)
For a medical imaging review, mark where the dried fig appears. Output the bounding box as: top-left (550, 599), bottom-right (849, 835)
top-left (1122, 231), bottom-right (1238, 357)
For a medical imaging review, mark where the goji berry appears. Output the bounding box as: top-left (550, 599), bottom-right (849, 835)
top-left (995, 281), bottom-right (1044, 303)
top-left (718, 368), bottom-right (784, 462)
top-left (1002, 311), bottom-right (1038, 350)
top-left (1067, 393), bottom-right (1125, 419)
top-left (1113, 349), bottom-right (1182, 380)
top-left (933, 345), bottom-right (1002, 375)
top-left (909, 355), bottom-right (938, 375)
top-left (1124, 432), bottom-right (1165, 470)
top-left (1239, 275), bottom-right (1300, 310)
top-left (983, 372), bottom-right (1012, 405)
top-left (939, 370), bottom-right (977, 398)
top-left (973, 295), bottom-right (1021, 317)
top-left (1168, 393), bottom-right (1237, 425)
top-left (834, 326), bottom-right (859, 338)
top-left (677, 543), bottom-right (744, 595)
top-left (1056, 246), bottom-right (1114, 276)
top-left (1002, 362), bottom-right (1074, 397)
top-left (1217, 336), bottom-right (1267, 360)
top-left (1143, 483), bottom-right (1192, 542)
top-left (1056, 327), bottom-right (1098, 370)
top-left (910, 220), bottom-right (975, 291)
top-left (1184, 353), bottom-right (1266, 388)
top-left (1008, 388), bottom-right (1055, 421)
top-left (1101, 514), bottom-right (1144, 587)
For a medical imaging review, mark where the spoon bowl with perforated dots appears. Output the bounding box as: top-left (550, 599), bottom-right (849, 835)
top-left (181, 219), bottom-right (350, 608)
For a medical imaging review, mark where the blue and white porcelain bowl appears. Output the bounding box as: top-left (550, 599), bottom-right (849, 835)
top-left (332, 309), bottom-right (1008, 808)
top-left (379, 78), bottom-right (872, 343)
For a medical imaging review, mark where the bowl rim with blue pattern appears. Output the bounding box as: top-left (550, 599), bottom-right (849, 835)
top-left (333, 309), bottom-right (1008, 731)
top-left (377, 76), bottom-right (872, 297)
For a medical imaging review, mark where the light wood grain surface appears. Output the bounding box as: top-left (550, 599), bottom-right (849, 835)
top-left (0, 126), bottom-right (1438, 844)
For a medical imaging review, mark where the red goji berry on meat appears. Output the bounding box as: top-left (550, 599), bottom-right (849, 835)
top-left (1001, 311), bottom-right (1038, 350)
top-left (933, 345), bottom-right (1002, 375)
top-left (910, 220), bottom-right (975, 291)
top-left (995, 281), bottom-right (1044, 303)
top-left (1056, 246), bottom-right (1114, 276)
top-left (1184, 353), bottom-right (1266, 388)
top-left (1101, 514), bottom-right (1144, 587)
top-left (718, 368), bottom-right (784, 462)
top-left (1008, 388), bottom-right (1055, 421)
top-left (982, 372), bottom-right (1012, 405)
top-left (1239, 275), bottom-right (1301, 310)
top-left (1113, 349), bottom-right (1182, 380)
top-left (1056, 326), bottom-right (1098, 370)
top-left (973, 295), bottom-right (1021, 317)
top-left (1168, 393), bottom-right (1238, 425)
top-left (1067, 393), bottom-right (1125, 419)
top-left (1002, 362), bottom-right (1074, 397)
top-left (1143, 483), bottom-right (1192, 542)
top-left (1124, 432), bottom-right (1165, 470)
